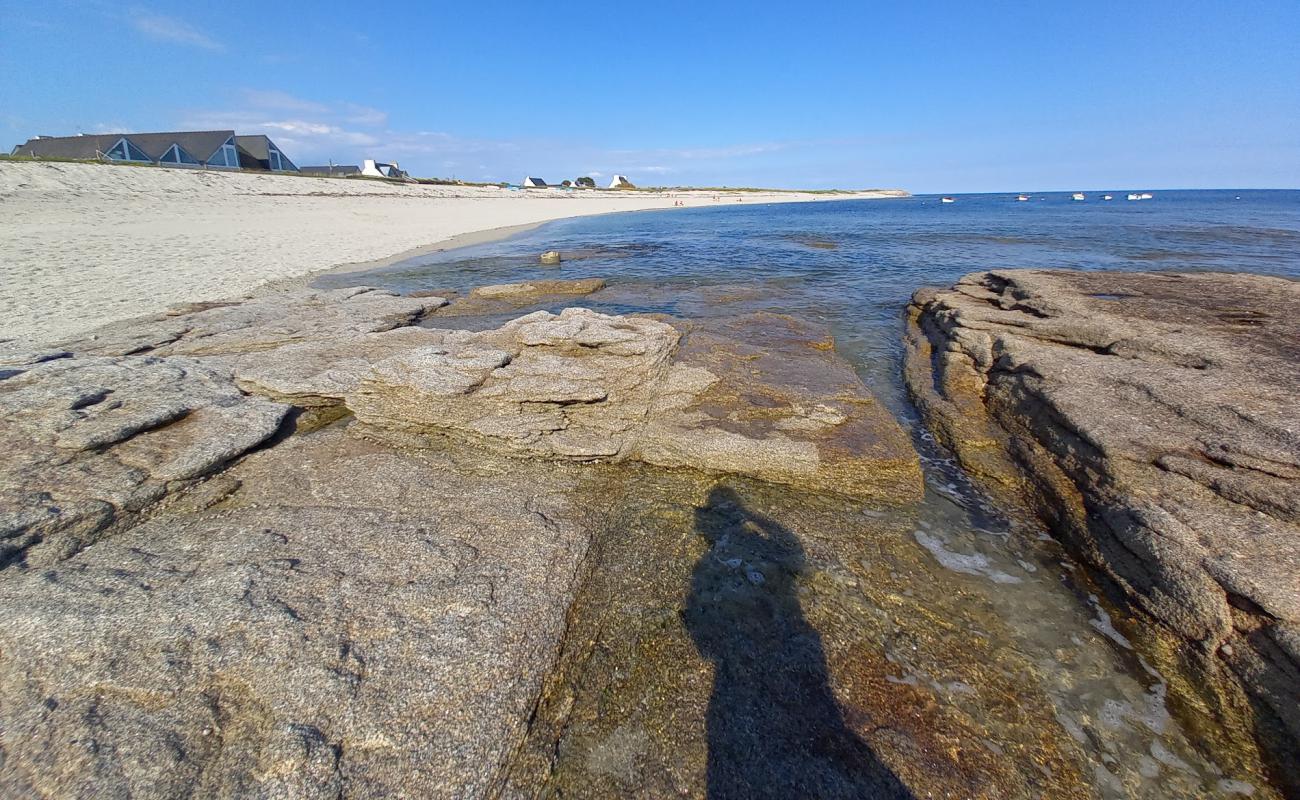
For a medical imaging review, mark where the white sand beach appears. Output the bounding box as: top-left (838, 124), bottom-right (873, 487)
top-left (0, 162), bottom-right (902, 345)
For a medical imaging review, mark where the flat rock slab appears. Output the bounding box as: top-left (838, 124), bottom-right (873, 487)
top-left (904, 269), bottom-right (1300, 790)
top-left (468, 277), bottom-right (606, 300)
top-left (0, 354), bottom-right (289, 568)
top-left (348, 308), bottom-right (922, 502)
top-left (641, 313), bottom-right (921, 502)
top-left (59, 286), bottom-right (448, 359)
top-left (0, 427), bottom-right (596, 799)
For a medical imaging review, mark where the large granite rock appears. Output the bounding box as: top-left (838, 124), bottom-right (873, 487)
top-left (348, 308), bottom-right (922, 502)
top-left (0, 287), bottom-right (451, 570)
top-left (61, 286), bottom-right (447, 359)
top-left (0, 426), bottom-right (598, 798)
top-left (0, 353), bottom-right (289, 568)
top-left (904, 269), bottom-right (1300, 791)
top-left (0, 282), bottom-right (928, 797)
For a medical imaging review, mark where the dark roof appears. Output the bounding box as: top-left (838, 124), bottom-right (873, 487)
top-left (234, 134), bottom-right (271, 161)
top-left (234, 135), bottom-right (298, 171)
top-left (10, 130), bottom-right (235, 162)
top-left (131, 131), bottom-right (234, 161)
top-left (11, 134), bottom-right (129, 160)
top-left (299, 165), bottom-right (362, 176)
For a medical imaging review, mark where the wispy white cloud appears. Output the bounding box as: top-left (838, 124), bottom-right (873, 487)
top-left (613, 143), bottom-right (788, 161)
top-left (132, 12), bottom-right (223, 51)
top-left (241, 89), bottom-right (327, 113)
top-left (180, 88), bottom-right (834, 183)
top-left (341, 103), bottom-right (388, 127)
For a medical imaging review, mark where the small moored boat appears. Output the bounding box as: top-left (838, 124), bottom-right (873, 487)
top-left (941, 196), bottom-right (955, 204)
top-left (1016, 194), bottom-right (1030, 201)
top-left (1103, 195), bottom-right (1113, 201)
top-left (1071, 193), bottom-right (1085, 201)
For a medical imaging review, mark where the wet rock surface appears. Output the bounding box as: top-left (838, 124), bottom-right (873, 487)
top-left (905, 269), bottom-right (1300, 793)
top-left (469, 278), bottom-right (605, 300)
top-left (508, 473), bottom-right (1100, 800)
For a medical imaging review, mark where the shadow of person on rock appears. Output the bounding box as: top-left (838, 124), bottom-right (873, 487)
top-left (683, 485), bottom-right (914, 800)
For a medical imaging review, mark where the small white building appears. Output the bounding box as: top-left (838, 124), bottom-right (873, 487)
top-left (522, 176), bottom-right (548, 188)
top-left (362, 159), bottom-right (407, 179)
top-left (608, 174), bottom-right (632, 189)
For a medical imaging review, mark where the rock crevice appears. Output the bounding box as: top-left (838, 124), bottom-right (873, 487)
top-left (904, 269), bottom-right (1300, 793)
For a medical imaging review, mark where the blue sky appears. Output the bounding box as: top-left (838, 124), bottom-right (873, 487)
top-left (1, 1), bottom-right (1296, 191)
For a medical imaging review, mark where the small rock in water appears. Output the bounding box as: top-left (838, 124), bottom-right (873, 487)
top-left (539, 250), bottom-right (562, 265)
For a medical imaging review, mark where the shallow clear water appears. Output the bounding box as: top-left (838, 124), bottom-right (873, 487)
top-left (319, 189), bottom-right (1300, 797)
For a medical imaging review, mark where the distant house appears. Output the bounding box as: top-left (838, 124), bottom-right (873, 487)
top-left (299, 164), bottom-right (362, 177)
top-left (522, 176), bottom-right (548, 188)
top-left (235, 135), bottom-right (298, 172)
top-left (361, 159), bottom-right (408, 179)
top-left (9, 130), bottom-right (296, 173)
top-left (608, 175), bottom-right (633, 189)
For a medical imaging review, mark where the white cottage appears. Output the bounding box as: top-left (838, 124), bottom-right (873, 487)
top-left (362, 159), bottom-right (407, 179)
top-left (522, 176), bottom-right (548, 188)
top-left (608, 174), bottom-right (633, 188)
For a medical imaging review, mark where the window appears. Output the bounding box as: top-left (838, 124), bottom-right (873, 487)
top-left (267, 145), bottom-right (296, 172)
top-left (207, 137), bottom-right (239, 168)
top-left (160, 144), bottom-right (200, 165)
top-left (104, 137), bottom-right (151, 163)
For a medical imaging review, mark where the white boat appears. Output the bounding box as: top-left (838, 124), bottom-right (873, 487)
top-left (1016, 194), bottom-right (1030, 201)
top-left (941, 196), bottom-right (955, 204)
top-left (1140, 192), bottom-right (1153, 200)
top-left (1071, 193), bottom-right (1085, 201)
top-left (1127, 193), bottom-right (1141, 200)
top-left (1103, 195), bottom-right (1113, 201)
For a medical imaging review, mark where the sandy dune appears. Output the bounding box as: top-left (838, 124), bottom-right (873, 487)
top-left (0, 162), bottom-right (901, 344)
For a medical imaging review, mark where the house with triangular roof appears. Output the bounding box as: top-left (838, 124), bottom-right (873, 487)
top-left (9, 130), bottom-right (298, 173)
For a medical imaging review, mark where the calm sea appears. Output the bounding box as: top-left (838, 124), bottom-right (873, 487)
top-left (318, 189), bottom-right (1300, 797)
top-left (318, 188), bottom-right (1300, 415)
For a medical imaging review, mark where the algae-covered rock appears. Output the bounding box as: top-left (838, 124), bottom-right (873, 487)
top-left (905, 269), bottom-right (1300, 793)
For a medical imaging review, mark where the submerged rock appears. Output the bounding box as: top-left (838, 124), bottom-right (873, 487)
top-left (539, 250), bottom-right (563, 265)
top-left (905, 269), bottom-right (1300, 792)
top-left (469, 277), bottom-right (606, 300)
